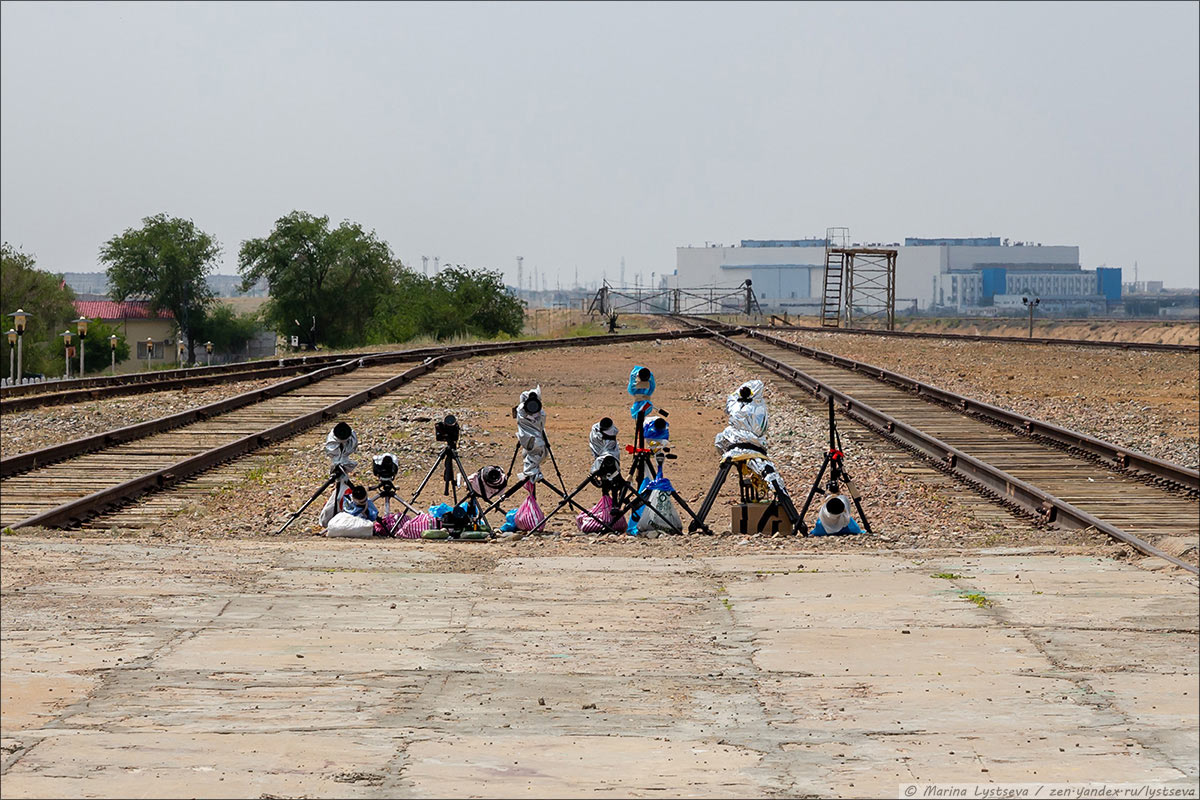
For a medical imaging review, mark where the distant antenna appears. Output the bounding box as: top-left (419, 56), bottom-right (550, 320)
top-left (574, 265), bottom-right (578, 290)
top-left (620, 256), bottom-right (626, 287)
top-left (517, 256), bottom-right (524, 294)
top-left (421, 255), bottom-right (429, 276)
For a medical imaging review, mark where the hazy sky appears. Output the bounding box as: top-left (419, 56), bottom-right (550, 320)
top-left (2, 1), bottom-right (1197, 288)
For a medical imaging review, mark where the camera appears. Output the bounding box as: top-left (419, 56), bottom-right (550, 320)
top-left (435, 414), bottom-right (460, 445)
top-left (738, 385), bottom-right (753, 402)
top-left (372, 453), bottom-right (399, 481)
top-left (633, 367), bottom-right (653, 393)
top-left (595, 455), bottom-right (621, 483)
top-left (523, 393), bottom-right (542, 415)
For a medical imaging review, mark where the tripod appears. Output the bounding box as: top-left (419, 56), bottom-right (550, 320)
top-left (798, 397), bottom-right (872, 533)
top-left (541, 454), bottom-right (684, 534)
top-left (369, 479), bottom-right (418, 536)
top-left (407, 438), bottom-right (490, 530)
top-left (276, 462), bottom-right (353, 535)
top-left (689, 452), bottom-right (803, 534)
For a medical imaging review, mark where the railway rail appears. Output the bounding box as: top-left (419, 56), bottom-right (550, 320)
top-left (760, 315), bottom-right (1200, 353)
top-left (0, 329), bottom-right (703, 530)
top-left (676, 317), bottom-right (1198, 573)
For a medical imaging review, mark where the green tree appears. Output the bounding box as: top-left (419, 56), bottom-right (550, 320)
top-left (100, 214), bottom-right (219, 363)
top-left (368, 266), bottom-right (526, 343)
top-left (194, 303), bottom-right (261, 357)
top-left (0, 243), bottom-right (77, 378)
top-left (238, 211), bottom-right (401, 349)
top-left (435, 266), bottom-right (526, 337)
top-left (51, 318), bottom-right (131, 374)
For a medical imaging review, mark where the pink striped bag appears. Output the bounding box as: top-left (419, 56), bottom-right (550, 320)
top-left (514, 482), bottom-right (546, 531)
top-left (395, 512), bottom-right (438, 539)
top-left (576, 495), bottom-right (626, 533)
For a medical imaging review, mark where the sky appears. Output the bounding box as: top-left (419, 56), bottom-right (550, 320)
top-left (2, 1), bottom-right (1198, 289)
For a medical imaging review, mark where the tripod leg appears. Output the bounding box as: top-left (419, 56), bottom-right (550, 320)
top-left (408, 450), bottom-right (447, 508)
top-left (688, 459), bottom-right (733, 533)
top-left (477, 476), bottom-right (530, 519)
top-left (612, 481), bottom-right (681, 534)
top-left (669, 491), bottom-right (706, 532)
top-left (798, 455), bottom-right (831, 522)
top-left (837, 471), bottom-right (872, 534)
top-left (450, 451), bottom-right (493, 530)
top-left (275, 474), bottom-right (338, 535)
top-left (542, 440), bottom-right (571, 496)
top-left (542, 476), bottom-right (608, 529)
top-left (773, 486), bottom-right (806, 535)
top-left (539, 479), bottom-right (620, 533)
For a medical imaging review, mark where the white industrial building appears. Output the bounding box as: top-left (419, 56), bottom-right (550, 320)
top-left (668, 236), bottom-right (1120, 313)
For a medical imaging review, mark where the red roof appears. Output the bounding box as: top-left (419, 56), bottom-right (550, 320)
top-left (73, 300), bottom-right (175, 320)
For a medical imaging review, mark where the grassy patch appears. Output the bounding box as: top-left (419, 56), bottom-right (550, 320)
top-left (932, 572), bottom-right (965, 580)
top-left (244, 465), bottom-right (271, 485)
top-left (960, 592), bottom-right (992, 608)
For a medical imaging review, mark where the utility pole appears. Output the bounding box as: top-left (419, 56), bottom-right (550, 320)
top-left (620, 256), bottom-right (625, 287)
top-left (517, 256), bottom-right (524, 295)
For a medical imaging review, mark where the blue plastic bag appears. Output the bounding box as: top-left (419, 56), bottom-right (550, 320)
top-left (499, 508), bottom-right (519, 532)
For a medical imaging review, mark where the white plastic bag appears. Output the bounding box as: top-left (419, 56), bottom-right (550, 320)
top-left (638, 488), bottom-right (682, 535)
top-left (326, 511), bottom-right (375, 538)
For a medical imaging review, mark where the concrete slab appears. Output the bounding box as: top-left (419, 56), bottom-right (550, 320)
top-left (2, 538), bottom-right (1196, 798)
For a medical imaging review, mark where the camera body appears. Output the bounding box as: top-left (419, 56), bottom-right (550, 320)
top-left (435, 414), bottom-right (460, 446)
top-left (372, 453), bottom-right (399, 481)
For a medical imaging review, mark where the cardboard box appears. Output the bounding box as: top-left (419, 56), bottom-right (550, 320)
top-left (732, 503), bottom-right (794, 536)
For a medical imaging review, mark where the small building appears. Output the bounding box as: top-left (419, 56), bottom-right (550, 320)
top-left (72, 300), bottom-right (176, 373)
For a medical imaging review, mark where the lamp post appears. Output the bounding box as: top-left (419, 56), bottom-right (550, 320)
top-left (178, 340), bottom-right (185, 368)
top-left (6, 329), bottom-right (16, 384)
top-left (73, 316), bottom-right (89, 376)
top-left (109, 334), bottom-right (119, 375)
top-left (59, 330), bottom-right (73, 379)
top-left (1022, 296), bottom-right (1040, 339)
top-left (204, 340), bottom-right (214, 367)
top-left (7, 309), bottom-right (29, 384)
top-left (145, 338), bottom-right (154, 372)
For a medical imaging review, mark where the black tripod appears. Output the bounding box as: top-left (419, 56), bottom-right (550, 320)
top-left (798, 396), bottom-right (872, 533)
top-left (689, 451), bottom-right (803, 534)
top-left (276, 462), bottom-right (353, 535)
top-left (407, 437), bottom-right (490, 531)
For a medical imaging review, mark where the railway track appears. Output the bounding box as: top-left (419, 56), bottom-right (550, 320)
top-left (0, 345), bottom-right (500, 412)
top-left (0, 330), bottom-right (702, 531)
top-left (677, 318), bottom-right (1198, 572)
top-left (760, 315), bottom-right (1200, 353)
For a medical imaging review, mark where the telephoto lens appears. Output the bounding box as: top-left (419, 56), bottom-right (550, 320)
top-left (738, 385), bottom-right (752, 402)
top-left (523, 394), bottom-right (542, 415)
top-left (333, 421), bottom-right (353, 442)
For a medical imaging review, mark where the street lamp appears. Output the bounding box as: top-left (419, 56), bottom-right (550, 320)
top-left (6, 329), bottom-right (16, 384)
top-left (59, 329), bottom-right (73, 379)
top-left (204, 340), bottom-right (214, 367)
top-left (73, 316), bottom-right (89, 377)
top-left (109, 334), bottom-right (119, 375)
top-left (7, 309), bottom-right (29, 384)
top-left (145, 338), bottom-right (154, 372)
top-left (1022, 296), bottom-right (1040, 339)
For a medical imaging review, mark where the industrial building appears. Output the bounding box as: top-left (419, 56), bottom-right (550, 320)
top-left (669, 236), bottom-right (1121, 314)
